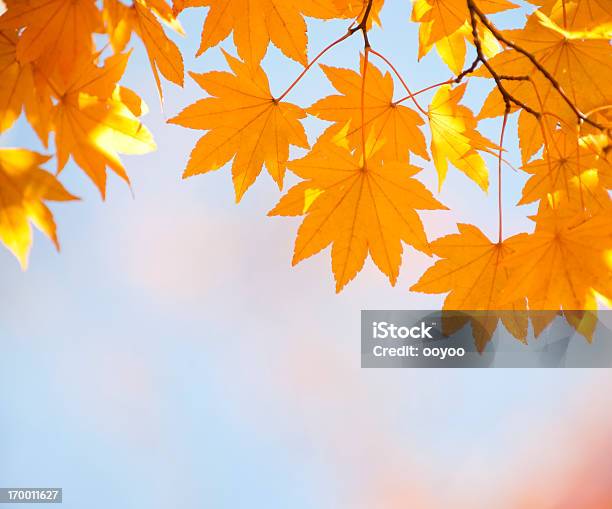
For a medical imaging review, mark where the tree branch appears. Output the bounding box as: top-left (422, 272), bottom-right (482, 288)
top-left (466, 0), bottom-right (605, 130)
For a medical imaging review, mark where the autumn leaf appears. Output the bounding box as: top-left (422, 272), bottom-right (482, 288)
top-left (0, 29), bottom-right (31, 133)
top-left (332, 0), bottom-right (384, 27)
top-left (541, 0), bottom-right (612, 38)
top-left (270, 141), bottom-right (446, 292)
top-left (194, 0), bottom-right (309, 67)
top-left (411, 223), bottom-right (527, 351)
top-left (309, 59), bottom-right (429, 163)
top-left (172, 0), bottom-right (186, 15)
top-left (411, 0), bottom-right (516, 73)
top-left (169, 51), bottom-right (308, 202)
top-left (478, 11), bottom-right (612, 160)
top-left (428, 83), bottom-right (498, 191)
top-left (519, 128), bottom-right (612, 214)
top-left (502, 209), bottom-right (612, 311)
top-left (0, 148), bottom-right (78, 268)
top-left (103, 0), bottom-right (184, 99)
top-left (50, 53), bottom-right (156, 197)
top-left (0, 29), bottom-right (52, 143)
top-left (191, 0), bottom-right (386, 67)
top-left (0, 0), bottom-right (102, 75)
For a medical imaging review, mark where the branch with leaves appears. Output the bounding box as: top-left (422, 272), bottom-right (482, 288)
top-left (1, 0), bottom-right (611, 348)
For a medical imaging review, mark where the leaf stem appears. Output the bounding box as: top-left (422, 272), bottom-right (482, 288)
top-left (361, 47), bottom-right (371, 166)
top-left (369, 48), bottom-right (427, 115)
top-left (394, 79), bottom-right (453, 105)
top-left (498, 104), bottom-right (510, 243)
top-left (276, 30), bottom-right (353, 102)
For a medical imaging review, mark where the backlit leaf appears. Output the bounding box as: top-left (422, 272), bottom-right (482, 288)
top-left (169, 51), bottom-right (308, 202)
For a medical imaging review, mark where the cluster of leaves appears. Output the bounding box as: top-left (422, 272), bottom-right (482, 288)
top-left (1, 0), bottom-right (611, 346)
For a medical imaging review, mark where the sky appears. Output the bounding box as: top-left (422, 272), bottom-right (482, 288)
top-left (1, 1), bottom-right (611, 508)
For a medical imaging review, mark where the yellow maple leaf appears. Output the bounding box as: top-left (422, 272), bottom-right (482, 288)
top-left (410, 223), bottom-right (527, 351)
top-left (428, 83), bottom-right (498, 191)
top-left (169, 51), bottom-right (308, 202)
top-left (309, 59), bottom-right (429, 163)
top-left (417, 20), bottom-right (501, 75)
top-left (269, 141), bottom-right (446, 292)
top-left (0, 0), bottom-right (102, 75)
top-left (50, 54), bottom-right (157, 197)
top-left (502, 209), bottom-right (612, 311)
top-left (411, 0), bottom-right (516, 73)
top-left (103, 0), bottom-right (184, 99)
top-left (0, 148), bottom-right (78, 268)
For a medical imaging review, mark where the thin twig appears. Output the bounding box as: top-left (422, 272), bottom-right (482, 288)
top-left (467, 4), bottom-right (541, 119)
top-left (466, 0), bottom-right (604, 130)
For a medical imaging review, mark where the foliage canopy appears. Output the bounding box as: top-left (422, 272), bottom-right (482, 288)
top-left (1, 0), bottom-right (611, 345)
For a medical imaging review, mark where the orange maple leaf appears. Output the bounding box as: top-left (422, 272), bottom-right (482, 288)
top-left (190, 0), bottom-right (385, 67)
top-left (309, 59), bottom-right (429, 163)
top-left (411, 223), bottom-right (528, 351)
top-left (540, 0), bottom-right (612, 37)
top-left (0, 29), bottom-right (52, 143)
top-left (502, 209), bottom-right (612, 311)
top-left (478, 11), bottom-right (612, 161)
top-left (519, 128), bottom-right (612, 214)
top-left (331, 0), bottom-right (384, 27)
top-left (169, 51), bottom-right (308, 202)
top-left (0, 0), bottom-right (102, 75)
top-left (103, 0), bottom-right (184, 99)
top-left (270, 141), bottom-right (446, 292)
top-left (50, 54), bottom-right (156, 197)
top-left (195, 0), bottom-right (308, 66)
top-left (0, 148), bottom-right (78, 268)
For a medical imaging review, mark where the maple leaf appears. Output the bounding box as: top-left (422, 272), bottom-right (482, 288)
top-left (519, 128), bottom-right (612, 214)
top-left (410, 223), bottom-right (527, 351)
top-left (194, 0), bottom-right (308, 67)
top-left (50, 53), bottom-right (157, 197)
top-left (502, 209), bottom-right (612, 311)
top-left (541, 0), bottom-right (612, 38)
top-left (309, 59), bottom-right (429, 163)
top-left (428, 84), bottom-right (498, 191)
top-left (103, 0), bottom-right (184, 99)
top-left (169, 51), bottom-right (308, 202)
top-left (417, 22), bottom-right (495, 75)
top-left (411, 0), bottom-right (516, 73)
top-left (0, 148), bottom-right (78, 268)
top-left (332, 0), bottom-right (384, 27)
top-left (0, 29), bottom-right (31, 133)
top-left (0, 0), bottom-right (102, 75)
top-left (478, 11), bottom-right (612, 160)
top-left (269, 141), bottom-right (446, 292)
top-left (0, 29), bottom-right (52, 143)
